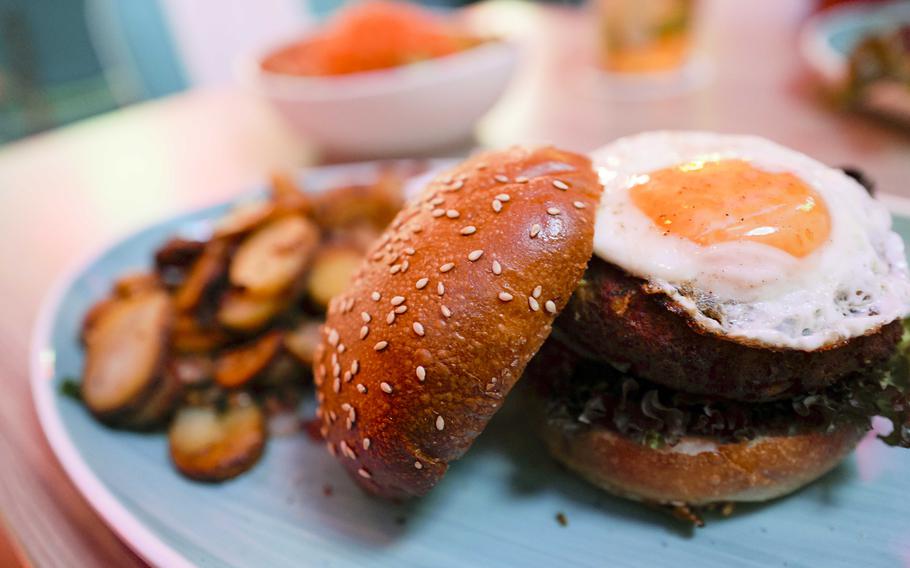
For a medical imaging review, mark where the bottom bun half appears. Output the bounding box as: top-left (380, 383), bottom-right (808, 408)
top-left (539, 416), bottom-right (866, 506)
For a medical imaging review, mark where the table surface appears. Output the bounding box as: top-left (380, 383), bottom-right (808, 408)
top-left (1, 1), bottom-right (908, 566)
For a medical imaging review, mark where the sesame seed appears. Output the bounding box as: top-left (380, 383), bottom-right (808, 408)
top-left (351, 360), bottom-right (359, 375)
top-left (343, 370), bottom-right (352, 382)
top-left (439, 262), bottom-right (455, 273)
top-left (391, 295), bottom-right (405, 306)
top-left (515, 176), bottom-right (529, 184)
top-left (492, 260), bottom-right (502, 275)
top-left (437, 282), bottom-right (445, 295)
top-left (441, 305), bottom-right (452, 318)
top-left (374, 341), bottom-right (389, 351)
top-left (414, 461), bottom-right (423, 470)
top-left (390, 264), bottom-right (401, 275)
top-left (416, 366), bottom-right (426, 381)
top-left (468, 249), bottom-right (484, 261)
top-left (494, 174), bottom-right (509, 183)
top-left (533, 285), bottom-right (542, 298)
top-left (450, 179), bottom-right (465, 190)
top-left (499, 292), bottom-right (514, 302)
top-left (573, 201), bottom-right (586, 209)
top-left (356, 383), bottom-right (367, 393)
top-left (401, 260), bottom-right (410, 273)
top-left (492, 199), bottom-right (503, 213)
top-left (333, 363), bottom-right (341, 378)
top-left (547, 207), bottom-right (561, 215)
top-left (328, 329), bottom-right (339, 346)
top-left (333, 378), bottom-right (341, 393)
top-left (386, 311), bottom-right (396, 324)
top-left (362, 438), bottom-right (370, 450)
top-left (496, 193), bottom-right (510, 202)
top-left (404, 247), bottom-right (416, 255)
top-left (416, 277), bottom-right (429, 289)
top-left (545, 300), bottom-right (557, 313)
top-left (413, 322), bottom-right (425, 336)
top-left (528, 296), bottom-right (540, 311)
top-left (360, 325), bottom-right (369, 339)
top-left (358, 468), bottom-right (372, 479)
top-left (371, 291), bottom-right (381, 301)
top-left (395, 305), bottom-right (408, 314)
top-left (380, 382), bottom-right (393, 394)
top-left (329, 410), bottom-right (337, 423)
top-left (361, 312), bottom-right (371, 323)
top-left (553, 179), bottom-right (569, 190)
top-left (436, 415), bottom-right (445, 431)
top-left (446, 209), bottom-right (460, 219)
top-left (530, 224), bottom-right (541, 238)
top-left (432, 209), bottom-right (445, 218)
top-left (338, 343), bottom-right (346, 354)
top-left (430, 196), bottom-right (444, 206)
top-left (460, 225), bottom-right (477, 236)
top-left (477, 162), bottom-right (488, 170)
top-left (327, 443), bottom-right (336, 456)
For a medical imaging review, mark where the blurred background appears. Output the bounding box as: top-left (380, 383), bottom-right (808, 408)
top-left (2, 2), bottom-right (910, 566)
top-left (1, 0), bottom-right (906, 145)
top-left (1, 0), bottom-right (481, 142)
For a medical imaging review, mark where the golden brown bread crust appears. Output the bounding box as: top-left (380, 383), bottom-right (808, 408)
top-left (313, 146), bottom-right (602, 498)
top-left (540, 414), bottom-right (866, 505)
top-left (559, 258), bottom-right (903, 401)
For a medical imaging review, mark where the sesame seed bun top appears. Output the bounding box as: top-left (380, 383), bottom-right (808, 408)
top-left (312, 146), bottom-right (602, 498)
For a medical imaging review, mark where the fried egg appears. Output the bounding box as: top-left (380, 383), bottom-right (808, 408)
top-left (590, 131), bottom-right (910, 350)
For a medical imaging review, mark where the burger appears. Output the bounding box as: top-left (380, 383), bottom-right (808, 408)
top-left (311, 134), bottom-right (910, 520)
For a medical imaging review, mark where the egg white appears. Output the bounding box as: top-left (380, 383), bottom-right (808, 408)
top-left (590, 131), bottom-right (910, 351)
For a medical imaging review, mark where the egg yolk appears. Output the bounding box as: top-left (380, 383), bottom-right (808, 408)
top-left (630, 159), bottom-right (831, 258)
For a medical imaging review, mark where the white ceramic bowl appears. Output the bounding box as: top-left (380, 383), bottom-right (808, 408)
top-left (240, 39), bottom-right (520, 158)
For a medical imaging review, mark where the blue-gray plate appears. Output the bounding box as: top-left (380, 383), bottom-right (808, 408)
top-left (31, 168), bottom-right (910, 567)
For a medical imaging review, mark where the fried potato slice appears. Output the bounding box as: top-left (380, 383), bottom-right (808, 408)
top-left (283, 320), bottom-right (322, 367)
top-left (229, 215), bottom-right (319, 297)
top-left (312, 175), bottom-right (402, 232)
top-left (155, 237), bottom-right (206, 271)
top-left (169, 399), bottom-right (266, 482)
top-left (171, 314), bottom-right (232, 354)
top-left (270, 172), bottom-right (313, 216)
top-left (169, 355), bottom-right (215, 387)
top-left (82, 290), bottom-right (173, 419)
top-left (305, 244), bottom-right (363, 309)
top-left (213, 200), bottom-right (275, 240)
top-left (216, 289), bottom-right (285, 332)
top-left (173, 240), bottom-right (229, 312)
top-left (113, 272), bottom-right (160, 298)
top-left (214, 332), bottom-right (284, 389)
top-left (81, 297), bottom-right (118, 345)
top-left (122, 367), bottom-right (182, 429)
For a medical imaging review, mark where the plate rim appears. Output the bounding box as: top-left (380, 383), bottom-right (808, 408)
top-left (29, 190), bottom-right (910, 568)
top-left (29, 209), bottom-right (201, 568)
